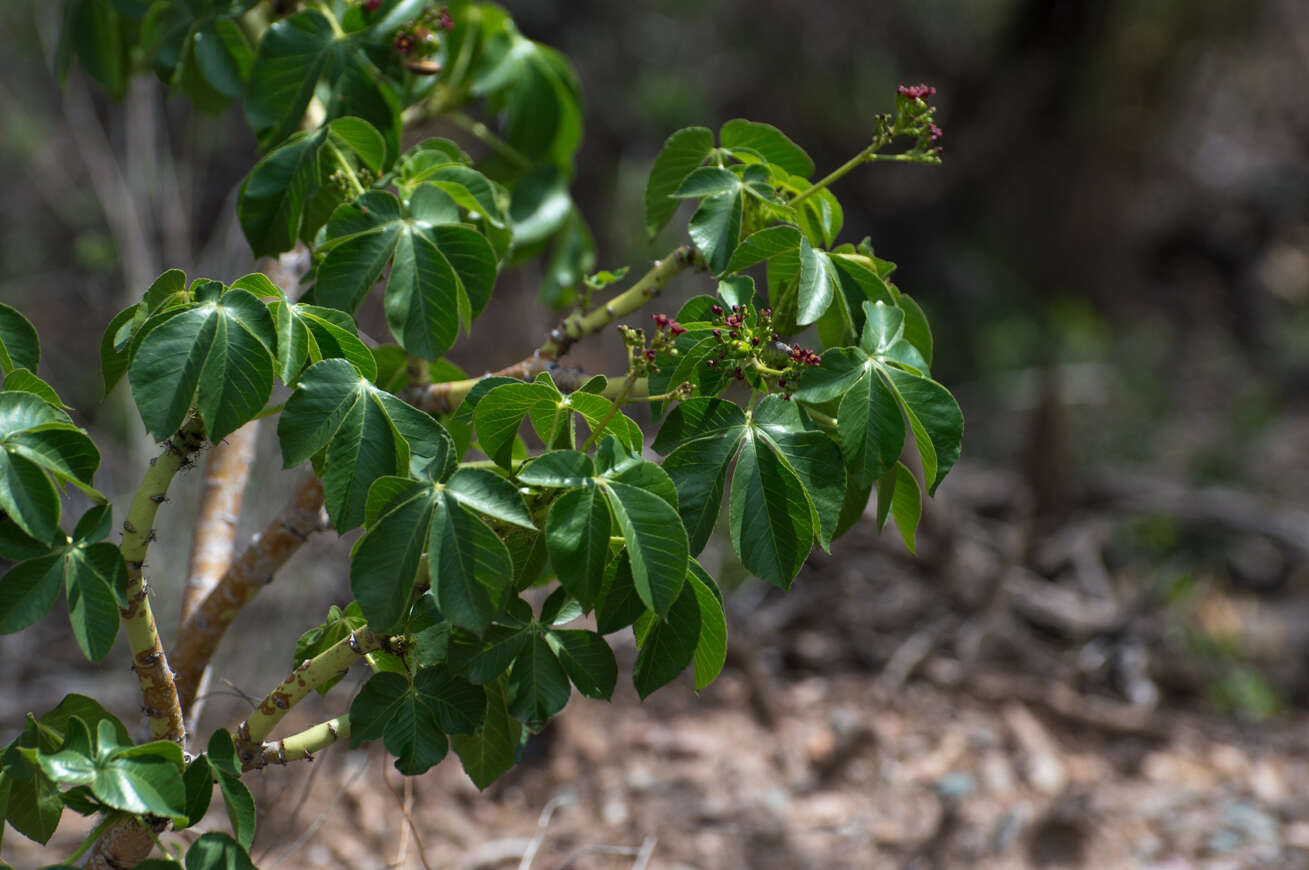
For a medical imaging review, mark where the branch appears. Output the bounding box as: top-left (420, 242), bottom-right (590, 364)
top-left (181, 422), bottom-right (258, 621)
top-left (232, 629), bottom-right (397, 765)
top-left (121, 418), bottom-right (207, 745)
top-left (242, 715), bottom-right (350, 772)
top-left (172, 474), bottom-right (325, 710)
top-left (404, 245), bottom-right (701, 414)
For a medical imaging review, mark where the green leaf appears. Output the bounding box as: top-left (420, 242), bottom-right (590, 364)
top-left (632, 579), bottom-right (701, 700)
top-left (0, 304), bottom-right (39, 376)
top-left (685, 562), bottom-right (727, 691)
top-left (689, 189), bottom-right (744, 276)
top-left (100, 306), bottom-right (137, 394)
top-left (2, 370), bottom-right (64, 410)
top-left (349, 668), bottom-right (485, 775)
top-left (672, 167), bottom-right (742, 198)
top-left (350, 479), bottom-right (433, 631)
top-left (3, 766), bottom-right (62, 844)
top-left (796, 237), bottom-right (838, 326)
top-left (58, 0), bottom-right (129, 99)
top-left (720, 119), bottom-right (814, 178)
top-left (881, 367), bottom-right (963, 495)
top-left (273, 302), bottom-right (377, 385)
top-left (508, 165), bottom-right (571, 248)
top-left (544, 486), bottom-right (609, 610)
top-left (237, 128), bottom-right (327, 258)
top-left (0, 554), bottom-right (63, 636)
top-left (452, 679), bottom-right (520, 789)
top-left (314, 190), bottom-right (497, 360)
top-left (837, 359), bottom-right (904, 488)
top-left (878, 462), bottom-right (922, 552)
top-left (472, 381), bottom-right (559, 469)
top-left (429, 493), bottom-right (513, 635)
top-left (652, 398), bottom-right (746, 555)
top-left (506, 634), bottom-right (570, 731)
top-left (645, 126), bottom-right (713, 239)
top-left (600, 480), bottom-right (687, 619)
top-left (215, 766), bottom-right (255, 851)
top-left (328, 116), bottom-right (386, 174)
top-left (729, 428), bottom-right (813, 589)
top-left (63, 543), bottom-right (127, 661)
top-left (517, 449), bottom-right (593, 488)
top-left (244, 11), bottom-right (339, 149)
top-left (129, 289), bottom-right (277, 442)
top-left (724, 224), bottom-right (801, 274)
top-left (751, 396), bottom-right (846, 551)
top-left (547, 629), bottom-right (616, 699)
top-left (182, 756), bottom-right (214, 828)
top-left (444, 467), bottom-right (535, 530)
top-left (277, 359), bottom-right (411, 530)
top-left (184, 832), bottom-right (257, 870)
top-left (472, 33), bottom-right (581, 167)
top-left (595, 554), bottom-right (644, 635)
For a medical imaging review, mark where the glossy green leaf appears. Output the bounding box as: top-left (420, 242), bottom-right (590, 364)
top-left (645, 126), bottom-right (713, 239)
top-left (547, 629), bottom-right (616, 699)
top-left (0, 554), bottom-right (63, 636)
top-left (349, 668), bottom-right (486, 774)
top-left (689, 189), bottom-right (744, 276)
top-left (0, 304), bottom-right (40, 376)
top-left (881, 366), bottom-right (963, 494)
top-left (182, 756), bottom-right (214, 828)
top-left (452, 679), bottom-right (520, 790)
top-left (632, 579), bottom-right (701, 700)
top-left (600, 479), bottom-right (687, 619)
top-left (237, 128), bottom-right (327, 259)
top-left (472, 381), bottom-right (559, 468)
top-left (685, 562), bottom-right (726, 691)
top-left (720, 119), bottom-right (814, 178)
top-left (351, 479), bottom-right (433, 631)
top-left (215, 766), bottom-right (255, 851)
top-left (444, 467), bottom-right (535, 529)
top-left (729, 428), bottom-right (813, 589)
top-left (129, 289), bottom-right (276, 442)
top-left (184, 832), bottom-right (257, 870)
top-left (63, 543), bottom-right (127, 661)
top-left (653, 398), bottom-right (746, 554)
top-left (278, 359), bottom-right (411, 530)
top-left (544, 486), bottom-right (609, 609)
top-left (314, 189), bottom-right (497, 360)
top-left (506, 634), bottom-right (570, 731)
top-left (796, 237), bottom-right (838, 326)
top-left (243, 11), bottom-right (339, 149)
top-left (836, 357), bottom-right (905, 488)
top-left (595, 554), bottom-right (644, 635)
top-left (429, 493), bottom-right (513, 634)
top-left (273, 302), bottom-right (377, 384)
top-left (472, 32), bottom-right (581, 166)
top-left (724, 224), bottom-right (801, 274)
top-left (751, 396), bottom-right (846, 551)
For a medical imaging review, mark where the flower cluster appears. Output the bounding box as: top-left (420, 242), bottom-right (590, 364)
top-left (388, 5), bottom-right (454, 60)
top-left (618, 314), bottom-right (686, 378)
top-left (701, 304), bottom-right (820, 396)
top-left (884, 82), bottom-right (944, 159)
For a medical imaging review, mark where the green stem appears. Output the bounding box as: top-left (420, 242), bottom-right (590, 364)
top-left (805, 407), bottom-right (838, 428)
top-left (65, 813), bottom-right (119, 863)
top-left (790, 133), bottom-right (892, 209)
top-left (581, 372), bottom-right (638, 452)
top-left (448, 111), bottom-right (531, 169)
top-left (234, 629), bottom-right (397, 764)
top-left (251, 400), bottom-right (285, 421)
top-left (405, 247), bottom-right (700, 414)
top-left (122, 416), bottom-right (208, 744)
top-left (242, 715), bottom-right (350, 771)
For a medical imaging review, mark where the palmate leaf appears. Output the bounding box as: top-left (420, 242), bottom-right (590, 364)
top-left (720, 119), bottom-right (814, 178)
top-left (37, 718), bottom-right (187, 825)
top-left (517, 443), bottom-right (687, 618)
top-left (145, 0), bottom-right (257, 110)
top-left (452, 678), bottom-right (520, 789)
top-left (350, 465), bottom-right (533, 632)
top-left (57, 0), bottom-right (132, 99)
top-left (245, 10), bottom-right (401, 158)
top-left (0, 392), bottom-right (102, 542)
top-left (271, 300), bottom-right (376, 385)
top-left (238, 117), bottom-right (388, 259)
top-left (312, 187), bottom-right (497, 361)
top-left (0, 504), bottom-right (128, 662)
top-left (471, 26), bottom-right (582, 168)
top-left (349, 668), bottom-right (486, 775)
top-left (795, 301), bottom-right (963, 494)
top-left (632, 577), bottom-right (700, 699)
top-left (653, 396), bottom-right (844, 589)
top-left (0, 303), bottom-right (40, 376)
top-left (128, 287), bottom-right (276, 442)
top-left (645, 126), bottom-right (714, 239)
top-left (473, 377), bottom-right (641, 470)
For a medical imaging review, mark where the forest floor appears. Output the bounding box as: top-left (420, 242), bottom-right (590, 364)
top-left (6, 456), bottom-right (1309, 869)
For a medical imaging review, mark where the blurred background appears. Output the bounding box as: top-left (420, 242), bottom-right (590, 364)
top-left (3, 0), bottom-right (1309, 867)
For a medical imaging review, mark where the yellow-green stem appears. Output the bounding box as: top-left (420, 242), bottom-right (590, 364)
top-left (581, 372), bottom-right (638, 452)
top-left (789, 133), bottom-right (891, 210)
top-left (405, 246), bottom-right (698, 415)
top-left (243, 715), bottom-right (350, 772)
top-left (121, 417), bottom-right (207, 744)
top-left (448, 111), bottom-right (530, 169)
top-left (233, 629), bottom-right (396, 764)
